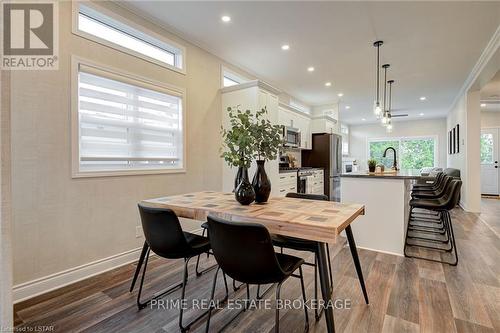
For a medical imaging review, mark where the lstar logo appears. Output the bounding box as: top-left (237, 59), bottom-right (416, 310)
top-left (1, 1), bottom-right (58, 70)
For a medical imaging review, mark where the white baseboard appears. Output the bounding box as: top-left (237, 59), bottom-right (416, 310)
top-left (355, 245), bottom-right (404, 257)
top-left (13, 246), bottom-right (143, 304)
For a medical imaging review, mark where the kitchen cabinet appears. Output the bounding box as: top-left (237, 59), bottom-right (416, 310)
top-left (278, 172), bottom-right (297, 196)
top-left (278, 103), bottom-right (312, 149)
top-left (309, 169), bottom-right (324, 195)
top-left (311, 116), bottom-right (339, 135)
top-left (221, 80), bottom-right (281, 196)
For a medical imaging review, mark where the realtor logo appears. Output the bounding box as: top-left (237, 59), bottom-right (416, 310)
top-left (1, 1), bottom-right (58, 70)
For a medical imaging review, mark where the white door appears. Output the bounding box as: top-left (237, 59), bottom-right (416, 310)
top-left (480, 128), bottom-right (499, 195)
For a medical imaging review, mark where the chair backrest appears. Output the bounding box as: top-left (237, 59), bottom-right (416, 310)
top-left (286, 192), bottom-right (328, 201)
top-left (138, 204), bottom-right (190, 259)
top-left (435, 175), bottom-right (453, 195)
top-left (207, 215), bottom-right (286, 285)
top-left (443, 179), bottom-right (462, 211)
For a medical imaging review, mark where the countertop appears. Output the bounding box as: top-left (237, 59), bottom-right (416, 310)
top-left (340, 169), bottom-right (423, 179)
top-left (279, 167), bottom-right (324, 174)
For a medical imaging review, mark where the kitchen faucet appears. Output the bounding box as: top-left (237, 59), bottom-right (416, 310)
top-left (383, 147), bottom-right (398, 171)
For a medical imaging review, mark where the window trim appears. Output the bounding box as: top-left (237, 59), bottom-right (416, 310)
top-left (71, 56), bottom-right (187, 178)
top-left (72, 1), bottom-right (186, 75)
top-left (366, 135), bottom-right (439, 169)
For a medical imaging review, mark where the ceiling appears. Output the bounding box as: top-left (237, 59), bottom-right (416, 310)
top-left (122, 1), bottom-right (500, 125)
top-left (481, 70), bottom-right (500, 112)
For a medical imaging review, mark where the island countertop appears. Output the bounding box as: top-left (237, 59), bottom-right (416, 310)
top-left (340, 169), bottom-right (423, 179)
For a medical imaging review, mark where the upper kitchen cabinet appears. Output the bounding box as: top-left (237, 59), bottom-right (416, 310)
top-left (278, 102), bottom-right (312, 149)
top-left (220, 80), bottom-right (281, 194)
top-left (311, 115), bottom-right (339, 135)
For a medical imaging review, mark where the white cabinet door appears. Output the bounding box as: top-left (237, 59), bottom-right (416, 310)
top-left (480, 128), bottom-right (499, 195)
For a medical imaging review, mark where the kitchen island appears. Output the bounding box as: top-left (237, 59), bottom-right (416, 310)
top-left (340, 170), bottom-right (422, 255)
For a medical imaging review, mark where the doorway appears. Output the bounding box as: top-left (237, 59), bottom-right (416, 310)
top-left (480, 128), bottom-right (499, 195)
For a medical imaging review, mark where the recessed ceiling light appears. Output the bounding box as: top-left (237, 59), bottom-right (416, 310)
top-left (337, 93), bottom-right (344, 97)
top-left (419, 113), bottom-right (424, 116)
top-left (221, 15), bottom-right (231, 22)
top-left (345, 105), bottom-right (351, 109)
top-left (362, 118), bottom-right (366, 121)
top-left (480, 103), bottom-right (486, 107)
top-left (307, 66), bottom-right (315, 72)
top-left (325, 82), bottom-right (332, 87)
top-left (419, 96), bottom-right (426, 101)
top-left (281, 44), bottom-right (290, 50)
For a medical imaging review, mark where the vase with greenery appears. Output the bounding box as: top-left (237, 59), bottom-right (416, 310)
top-left (221, 106), bottom-right (256, 205)
top-left (368, 158), bottom-right (377, 173)
top-left (251, 108), bottom-right (283, 203)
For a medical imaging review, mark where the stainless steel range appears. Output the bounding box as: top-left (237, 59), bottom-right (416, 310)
top-left (297, 168), bottom-right (314, 194)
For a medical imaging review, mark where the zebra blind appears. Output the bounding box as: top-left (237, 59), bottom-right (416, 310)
top-left (77, 65), bottom-right (183, 173)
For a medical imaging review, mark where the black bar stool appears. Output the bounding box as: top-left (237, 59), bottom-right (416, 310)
top-left (130, 204), bottom-right (228, 332)
top-left (271, 193), bottom-right (369, 321)
top-left (404, 179), bottom-right (462, 265)
top-left (205, 215), bottom-right (309, 333)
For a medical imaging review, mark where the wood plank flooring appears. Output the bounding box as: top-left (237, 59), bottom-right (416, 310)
top-left (14, 205), bottom-right (500, 333)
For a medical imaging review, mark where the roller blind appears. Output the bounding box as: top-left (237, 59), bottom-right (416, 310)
top-left (77, 65), bottom-right (183, 172)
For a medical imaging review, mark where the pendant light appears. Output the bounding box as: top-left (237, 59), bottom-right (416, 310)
top-left (373, 41), bottom-right (383, 118)
top-left (386, 79), bottom-right (394, 133)
top-left (381, 63), bottom-right (390, 125)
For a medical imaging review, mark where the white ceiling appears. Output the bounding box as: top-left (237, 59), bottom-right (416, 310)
top-left (122, 1), bottom-right (500, 125)
top-left (481, 70), bottom-right (500, 112)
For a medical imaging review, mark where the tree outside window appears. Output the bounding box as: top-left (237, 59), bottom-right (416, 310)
top-left (369, 137), bottom-right (436, 170)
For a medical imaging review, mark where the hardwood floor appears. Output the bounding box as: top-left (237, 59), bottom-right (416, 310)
top-left (14, 205), bottom-right (500, 333)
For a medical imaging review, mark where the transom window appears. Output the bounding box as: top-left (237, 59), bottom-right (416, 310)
top-left (74, 2), bottom-right (185, 72)
top-left (222, 67), bottom-right (249, 87)
top-left (72, 59), bottom-right (185, 177)
top-left (368, 137), bottom-right (437, 169)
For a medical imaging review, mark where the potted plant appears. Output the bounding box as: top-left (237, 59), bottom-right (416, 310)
top-left (368, 158), bottom-right (377, 173)
top-left (221, 106), bottom-right (256, 205)
top-left (251, 108), bottom-right (283, 203)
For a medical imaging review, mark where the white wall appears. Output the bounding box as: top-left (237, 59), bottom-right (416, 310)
top-left (349, 118), bottom-right (447, 171)
top-left (8, 1), bottom-right (260, 288)
top-left (447, 91), bottom-right (481, 212)
top-left (481, 111), bottom-right (500, 127)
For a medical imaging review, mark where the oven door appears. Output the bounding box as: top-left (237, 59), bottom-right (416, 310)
top-left (298, 176), bottom-right (307, 193)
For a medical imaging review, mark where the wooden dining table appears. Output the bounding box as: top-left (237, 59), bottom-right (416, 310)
top-left (141, 191), bottom-right (366, 333)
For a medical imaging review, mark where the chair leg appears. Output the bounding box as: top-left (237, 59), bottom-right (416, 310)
top-left (130, 242), bottom-right (149, 292)
top-left (275, 281), bottom-right (283, 333)
top-left (345, 225), bottom-right (369, 305)
top-left (195, 229), bottom-right (217, 277)
top-left (233, 279), bottom-right (243, 291)
top-left (298, 266), bottom-right (310, 333)
top-left (205, 266), bottom-right (220, 333)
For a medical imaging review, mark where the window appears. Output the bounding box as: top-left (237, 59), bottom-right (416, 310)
top-left (368, 137), bottom-right (437, 169)
top-left (221, 67), bottom-right (249, 87)
top-left (72, 59), bottom-right (185, 177)
top-left (73, 2), bottom-right (185, 72)
top-left (480, 133), bottom-right (494, 163)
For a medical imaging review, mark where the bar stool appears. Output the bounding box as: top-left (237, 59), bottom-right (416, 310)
top-left (404, 179), bottom-right (462, 265)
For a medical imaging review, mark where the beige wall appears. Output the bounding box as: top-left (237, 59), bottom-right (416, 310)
top-left (481, 111), bottom-right (500, 127)
top-left (349, 118), bottom-right (447, 171)
top-left (9, 2), bottom-right (257, 285)
top-left (1, 68), bottom-right (13, 326)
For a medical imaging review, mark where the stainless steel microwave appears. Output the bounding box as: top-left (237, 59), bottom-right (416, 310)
top-left (283, 126), bottom-right (301, 148)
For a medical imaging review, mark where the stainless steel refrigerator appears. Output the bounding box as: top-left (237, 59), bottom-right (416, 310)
top-left (302, 133), bottom-right (342, 202)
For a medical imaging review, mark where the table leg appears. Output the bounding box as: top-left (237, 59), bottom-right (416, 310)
top-left (317, 242), bottom-right (335, 333)
top-left (345, 225), bottom-right (369, 304)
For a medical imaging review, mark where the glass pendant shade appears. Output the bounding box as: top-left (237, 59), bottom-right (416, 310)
top-left (381, 111), bottom-right (388, 125)
top-left (386, 123), bottom-right (393, 133)
top-left (374, 101), bottom-right (382, 118)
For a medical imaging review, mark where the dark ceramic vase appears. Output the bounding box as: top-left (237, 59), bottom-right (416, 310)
top-left (252, 160), bottom-right (271, 203)
top-left (235, 168), bottom-right (255, 205)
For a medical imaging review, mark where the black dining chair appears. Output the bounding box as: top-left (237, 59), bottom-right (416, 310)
top-left (270, 192), bottom-right (369, 321)
top-left (205, 215), bottom-right (309, 333)
top-left (130, 204), bottom-right (228, 332)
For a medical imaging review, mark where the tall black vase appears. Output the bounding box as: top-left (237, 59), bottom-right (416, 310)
top-left (235, 168), bottom-right (255, 205)
top-left (234, 166), bottom-right (244, 192)
top-left (252, 160), bottom-right (271, 203)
